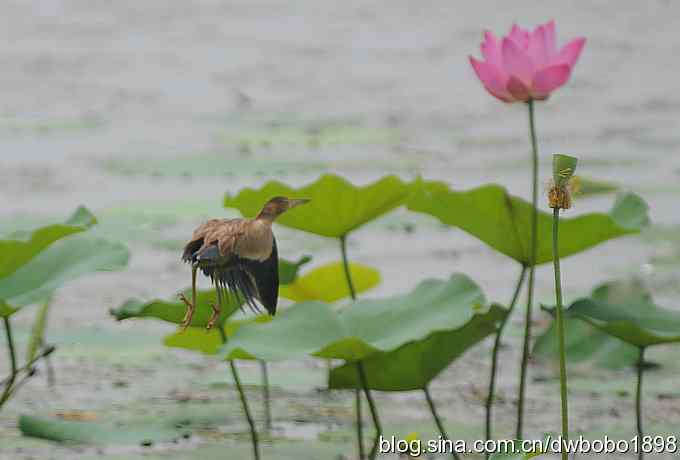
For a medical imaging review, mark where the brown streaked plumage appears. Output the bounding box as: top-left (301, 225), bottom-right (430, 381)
top-left (179, 196), bottom-right (309, 330)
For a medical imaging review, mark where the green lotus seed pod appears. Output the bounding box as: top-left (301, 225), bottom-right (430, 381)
top-left (553, 154), bottom-right (578, 186)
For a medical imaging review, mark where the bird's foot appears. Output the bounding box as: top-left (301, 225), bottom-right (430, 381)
top-left (206, 303), bottom-right (221, 331)
top-left (178, 293), bottom-right (195, 331)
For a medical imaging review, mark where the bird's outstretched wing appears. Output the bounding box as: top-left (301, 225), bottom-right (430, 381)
top-left (181, 219), bottom-right (278, 315)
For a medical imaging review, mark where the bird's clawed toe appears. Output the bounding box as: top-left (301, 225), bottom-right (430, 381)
top-left (178, 293), bottom-right (195, 331)
top-left (206, 303), bottom-right (221, 331)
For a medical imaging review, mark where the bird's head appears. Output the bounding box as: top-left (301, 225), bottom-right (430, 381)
top-left (257, 196), bottom-right (310, 221)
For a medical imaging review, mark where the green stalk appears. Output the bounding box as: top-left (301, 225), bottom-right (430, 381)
top-left (0, 317), bottom-right (18, 409)
top-left (219, 316), bottom-right (260, 460)
top-left (424, 385), bottom-right (461, 460)
top-left (552, 207), bottom-right (569, 460)
top-left (516, 99), bottom-right (539, 439)
top-left (486, 265), bottom-right (527, 450)
top-left (636, 347), bottom-right (645, 460)
top-left (340, 234), bottom-right (365, 460)
top-left (260, 360), bottom-right (272, 431)
top-left (358, 361), bottom-right (382, 460)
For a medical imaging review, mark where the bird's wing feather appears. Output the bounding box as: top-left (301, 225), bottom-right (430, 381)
top-left (182, 219), bottom-right (246, 263)
top-left (240, 237), bottom-right (279, 315)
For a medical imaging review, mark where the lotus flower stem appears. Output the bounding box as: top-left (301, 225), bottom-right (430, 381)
top-left (219, 327), bottom-right (260, 460)
top-left (516, 99), bottom-right (540, 439)
top-left (424, 385), bottom-right (461, 460)
top-left (636, 347), bottom-right (646, 460)
top-left (260, 360), bottom-right (273, 431)
top-left (552, 207), bottom-right (569, 460)
top-left (486, 265), bottom-right (527, 449)
top-left (340, 234), bottom-right (365, 459)
top-left (0, 317), bottom-right (18, 409)
top-left (358, 361), bottom-right (383, 460)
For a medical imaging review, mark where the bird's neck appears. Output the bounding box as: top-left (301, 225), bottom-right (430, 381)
top-left (253, 215), bottom-right (275, 226)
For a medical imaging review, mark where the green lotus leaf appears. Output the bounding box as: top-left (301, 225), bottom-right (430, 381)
top-left (19, 414), bottom-right (189, 445)
top-left (564, 280), bottom-right (680, 348)
top-left (280, 261), bottom-right (380, 302)
top-left (407, 180), bottom-right (649, 266)
top-left (221, 274), bottom-right (496, 368)
top-left (0, 206), bottom-right (96, 279)
top-left (279, 255), bottom-right (312, 285)
top-left (533, 315), bottom-right (638, 369)
top-left (0, 237), bottom-right (129, 317)
top-left (572, 175), bottom-right (619, 197)
top-left (328, 303), bottom-right (505, 391)
top-left (223, 174), bottom-right (411, 237)
top-left (111, 288), bottom-right (242, 328)
top-left (164, 316), bottom-right (272, 355)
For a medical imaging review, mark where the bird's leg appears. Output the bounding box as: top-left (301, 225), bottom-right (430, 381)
top-left (178, 265), bottom-right (198, 331)
top-left (178, 293), bottom-right (195, 331)
top-left (206, 286), bottom-right (223, 331)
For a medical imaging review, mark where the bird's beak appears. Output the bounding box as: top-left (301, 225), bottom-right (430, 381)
top-left (288, 198), bottom-right (310, 208)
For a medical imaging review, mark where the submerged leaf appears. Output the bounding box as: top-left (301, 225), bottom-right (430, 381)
top-left (407, 181), bottom-right (649, 266)
top-left (0, 206), bottom-right (96, 279)
top-left (224, 174), bottom-right (412, 238)
top-left (564, 280), bottom-right (680, 348)
top-left (280, 261), bottom-right (380, 302)
top-left (221, 274), bottom-right (501, 390)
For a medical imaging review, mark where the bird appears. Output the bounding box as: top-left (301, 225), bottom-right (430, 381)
top-left (180, 196), bottom-right (309, 331)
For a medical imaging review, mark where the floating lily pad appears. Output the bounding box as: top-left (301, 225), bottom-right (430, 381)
top-left (407, 181), bottom-right (649, 266)
top-left (564, 280), bottom-right (680, 348)
top-left (221, 275), bottom-right (501, 374)
top-left (19, 414), bottom-right (188, 445)
top-left (0, 236), bottom-right (129, 317)
top-left (224, 174), bottom-right (412, 238)
top-left (0, 206), bottom-right (96, 279)
top-left (280, 261), bottom-right (380, 302)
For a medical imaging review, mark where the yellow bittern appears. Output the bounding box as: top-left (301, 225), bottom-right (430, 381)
top-left (180, 196), bottom-right (309, 330)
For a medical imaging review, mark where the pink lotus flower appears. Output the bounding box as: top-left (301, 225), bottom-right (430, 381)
top-left (469, 21), bottom-right (586, 102)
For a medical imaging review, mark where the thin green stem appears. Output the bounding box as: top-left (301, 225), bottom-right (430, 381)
top-left (358, 362), bottom-right (382, 460)
top-left (355, 381), bottom-right (365, 460)
top-left (516, 99), bottom-right (539, 440)
top-left (636, 347), bottom-right (645, 460)
top-left (230, 360), bottom-right (261, 460)
top-left (218, 309), bottom-right (260, 460)
top-left (486, 265), bottom-right (527, 451)
top-left (552, 207), bottom-right (569, 460)
top-left (340, 235), bottom-right (357, 300)
top-left (424, 385), bottom-right (461, 460)
top-left (260, 360), bottom-right (272, 431)
top-left (340, 234), bottom-right (364, 460)
top-left (0, 317), bottom-right (18, 409)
